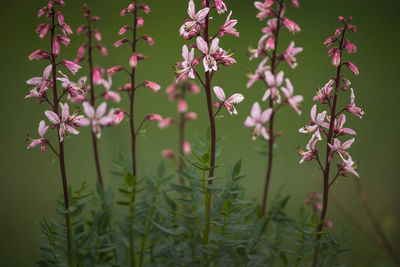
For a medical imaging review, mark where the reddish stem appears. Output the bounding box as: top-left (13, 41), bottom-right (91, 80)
top-left (50, 4), bottom-right (72, 265)
top-left (311, 25), bottom-right (347, 267)
top-left (261, 0), bottom-right (284, 216)
top-left (87, 17), bottom-right (104, 189)
top-left (128, 1), bottom-right (138, 266)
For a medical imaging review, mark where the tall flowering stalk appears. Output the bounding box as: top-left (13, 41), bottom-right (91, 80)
top-left (26, 0), bottom-right (82, 264)
top-left (74, 4), bottom-right (124, 189)
top-left (176, 0), bottom-right (243, 245)
top-left (298, 16), bottom-right (363, 266)
top-left (245, 0), bottom-right (303, 215)
top-left (162, 80), bottom-right (199, 183)
top-left (108, 1), bottom-right (161, 265)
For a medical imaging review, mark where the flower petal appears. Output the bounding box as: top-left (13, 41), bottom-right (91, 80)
top-left (213, 86), bottom-right (225, 101)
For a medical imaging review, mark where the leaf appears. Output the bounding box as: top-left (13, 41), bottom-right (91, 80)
top-left (170, 183), bottom-right (192, 195)
top-left (124, 172), bottom-right (135, 188)
top-left (163, 191), bottom-right (177, 212)
top-left (279, 251), bottom-right (288, 265)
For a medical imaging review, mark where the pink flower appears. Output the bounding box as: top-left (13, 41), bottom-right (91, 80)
top-left (114, 38), bottom-right (130, 48)
top-left (120, 3), bottom-right (135, 16)
top-left (339, 161), bottom-right (359, 178)
top-left (37, 24), bottom-right (51, 39)
top-left (283, 17), bottom-right (301, 34)
top-left (254, 1), bottom-right (274, 20)
top-left (79, 102), bottom-right (112, 138)
top-left (130, 53), bottom-right (138, 68)
top-left (178, 99), bottom-right (188, 113)
top-left (323, 114), bottom-right (356, 136)
top-left (119, 25), bottom-right (131, 35)
top-left (56, 11), bottom-right (64, 25)
top-left (328, 138), bottom-right (355, 166)
top-left (137, 17), bottom-right (144, 28)
top-left (159, 118), bottom-right (174, 129)
top-left (290, 0), bottom-right (299, 8)
top-left (57, 35), bottom-right (70, 47)
top-left (298, 104), bottom-right (327, 140)
top-left (332, 48), bottom-right (341, 67)
top-left (215, 48), bottom-right (236, 66)
top-left (312, 79), bottom-right (334, 103)
top-left (324, 36), bottom-right (338, 47)
top-left (262, 71), bottom-right (283, 102)
top-left (346, 88), bottom-right (364, 118)
top-left (96, 45), bottom-right (107, 57)
top-left (139, 4), bottom-right (151, 14)
top-left (76, 24), bottom-right (86, 35)
top-left (143, 81), bottom-right (161, 92)
top-left (107, 66), bottom-right (124, 76)
top-left (197, 37), bottom-right (219, 72)
top-left (344, 61), bottom-right (359, 76)
top-left (215, 0), bottom-right (227, 14)
top-left (60, 23), bottom-right (73, 36)
top-left (93, 29), bottom-right (102, 41)
top-left (180, 0), bottom-right (209, 39)
top-left (45, 103), bottom-right (80, 142)
top-left (61, 60), bottom-right (81, 75)
top-left (76, 43), bottom-right (87, 61)
top-left (27, 120), bottom-right (48, 151)
top-left (213, 86), bottom-right (244, 115)
top-left (344, 39), bottom-right (357, 54)
top-left (247, 58), bottom-right (270, 88)
top-left (186, 112), bottom-right (197, 120)
top-left (106, 109), bottom-right (125, 126)
top-left (28, 49), bottom-right (50, 60)
top-left (244, 102), bottom-right (272, 140)
top-left (298, 136), bottom-right (318, 164)
top-left (142, 35), bottom-right (154, 46)
top-left (219, 11), bottom-right (239, 37)
top-left (176, 45), bottom-right (198, 82)
top-left (281, 78), bottom-right (303, 115)
top-left (56, 71), bottom-right (87, 97)
top-left (162, 149), bottom-right (175, 159)
top-left (92, 67), bottom-right (104, 85)
top-left (25, 65), bottom-right (52, 99)
top-left (283, 41), bottom-right (302, 69)
top-left (265, 37), bottom-right (275, 50)
top-left (53, 37), bottom-right (60, 56)
top-left (183, 141), bottom-right (191, 154)
top-left (102, 76), bottom-right (121, 103)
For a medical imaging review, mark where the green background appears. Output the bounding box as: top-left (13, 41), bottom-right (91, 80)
top-left (1, 0), bottom-right (399, 265)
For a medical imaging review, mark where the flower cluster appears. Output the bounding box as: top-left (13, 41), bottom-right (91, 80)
top-left (304, 192), bottom-right (333, 229)
top-left (162, 80), bottom-right (200, 160)
top-left (175, 0), bottom-right (244, 116)
top-left (245, 0), bottom-right (303, 141)
top-left (73, 4), bottom-right (124, 139)
top-left (26, 0), bottom-right (83, 148)
top-left (298, 16), bottom-right (363, 179)
top-left (244, 0), bottom-right (303, 215)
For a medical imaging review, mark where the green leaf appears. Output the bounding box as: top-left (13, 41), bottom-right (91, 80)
top-left (124, 172), bottom-right (135, 188)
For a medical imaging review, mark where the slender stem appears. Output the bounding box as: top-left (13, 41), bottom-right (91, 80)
top-left (261, 0), bottom-right (284, 216)
top-left (356, 182), bottom-right (400, 265)
top-left (311, 25), bottom-right (347, 267)
top-left (87, 18), bottom-right (104, 189)
top-left (178, 87), bottom-right (186, 185)
top-left (135, 117), bottom-right (148, 137)
top-left (129, 2), bottom-right (138, 266)
top-left (202, 0), bottom-right (215, 247)
top-left (50, 5), bottom-right (72, 266)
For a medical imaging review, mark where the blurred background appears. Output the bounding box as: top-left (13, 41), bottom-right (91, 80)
top-left (1, 0), bottom-right (399, 265)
